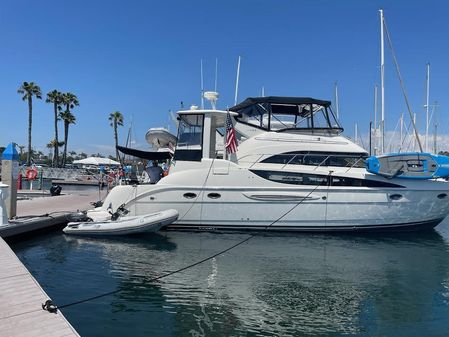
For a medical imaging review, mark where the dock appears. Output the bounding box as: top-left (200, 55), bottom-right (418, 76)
top-left (0, 237), bottom-right (79, 336)
top-left (0, 189), bottom-right (107, 238)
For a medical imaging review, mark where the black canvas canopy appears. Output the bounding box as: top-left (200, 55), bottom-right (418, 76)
top-left (117, 145), bottom-right (172, 160)
top-left (230, 96), bottom-right (331, 113)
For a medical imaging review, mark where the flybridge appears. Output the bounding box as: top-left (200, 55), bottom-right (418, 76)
top-left (230, 96), bottom-right (343, 134)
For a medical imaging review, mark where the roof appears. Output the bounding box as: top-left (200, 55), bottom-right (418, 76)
top-left (117, 145), bottom-right (172, 160)
top-left (230, 96), bottom-right (331, 112)
top-left (72, 157), bottom-right (120, 166)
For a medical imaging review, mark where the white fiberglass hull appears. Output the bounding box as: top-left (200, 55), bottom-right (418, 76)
top-left (100, 183), bottom-right (449, 232)
top-left (64, 209), bottom-right (179, 236)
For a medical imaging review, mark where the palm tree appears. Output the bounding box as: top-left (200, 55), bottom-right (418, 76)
top-left (46, 90), bottom-right (63, 167)
top-left (17, 82), bottom-right (42, 166)
top-left (108, 111), bottom-right (124, 161)
top-left (60, 92), bottom-right (79, 166)
top-left (59, 111), bottom-right (76, 166)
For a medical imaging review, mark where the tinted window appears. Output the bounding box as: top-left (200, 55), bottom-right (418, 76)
top-left (250, 170), bottom-right (404, 188)
top-left (261, 152), bottom-right (367, 168)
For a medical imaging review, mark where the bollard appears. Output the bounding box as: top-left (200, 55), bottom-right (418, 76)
top-left (1, 143), bottom-right (19, 219)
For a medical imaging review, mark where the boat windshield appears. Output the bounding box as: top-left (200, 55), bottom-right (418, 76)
top-left (232, 97), bottom-right (343, 134)
top-left (176, 114), bottom-right (203, 149)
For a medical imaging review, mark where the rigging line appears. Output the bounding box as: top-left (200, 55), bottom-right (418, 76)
top-left (385, 116), bottom-right (401, 151)
top-left (382, 17), bottom-right (423, 152)
top-left (51, 175), bottom-right (328, 312)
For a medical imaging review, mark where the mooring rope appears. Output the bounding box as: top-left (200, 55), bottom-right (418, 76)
top-left (40, 173), bottom-right (330, 313)
top-left (0, 170), bottom-right (331, 319)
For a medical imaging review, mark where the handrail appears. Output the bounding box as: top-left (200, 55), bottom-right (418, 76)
top-left (313, 156), bottom-right (331, 171)
top-left (281, 154), bottom-right (298, 170)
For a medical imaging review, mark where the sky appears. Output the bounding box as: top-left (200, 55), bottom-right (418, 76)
top-left (1, 0), bottom-right (449, 156)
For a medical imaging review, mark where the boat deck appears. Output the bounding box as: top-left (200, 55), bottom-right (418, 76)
top-left (0, 237), bottom-right (79, 337)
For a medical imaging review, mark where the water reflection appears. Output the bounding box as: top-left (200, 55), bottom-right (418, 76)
top-left (11, 227), bottom-right (449, 337)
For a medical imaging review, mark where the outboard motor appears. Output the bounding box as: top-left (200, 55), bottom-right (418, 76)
top-left (50, 184), bottom-right (62, 196)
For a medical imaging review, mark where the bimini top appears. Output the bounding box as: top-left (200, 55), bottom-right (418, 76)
top-left (230, 96), bottom-right (341, 134)
top-left (230, 96), bottom-right (331, 112)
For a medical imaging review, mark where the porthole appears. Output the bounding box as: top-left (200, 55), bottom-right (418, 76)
top-left (207, 193), bottom-right (221, 199)
top-left (183, 192), bottom-right (197, 199)
top-left (437, 193), bottom-right (448, 199)
top-left (389, 194), bottom-right (403, 201)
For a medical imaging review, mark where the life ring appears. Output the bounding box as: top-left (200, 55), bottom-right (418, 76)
top-left (26, 167), bottom-right (38, 181)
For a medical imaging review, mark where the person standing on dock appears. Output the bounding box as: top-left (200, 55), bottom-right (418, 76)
top-left (146, 161), bottom-right (163, 184)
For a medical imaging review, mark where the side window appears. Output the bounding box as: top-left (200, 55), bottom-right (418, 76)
top-left (251, 170), bottom-right (404, 188)
top-left (261, 152), bottom-right (367, 168)
top-left (250, 170), bottom-right (328, 186)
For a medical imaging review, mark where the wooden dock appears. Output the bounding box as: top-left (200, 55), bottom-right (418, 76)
top-left (0, 189), bottom-right (107, 238)
top-left (0, 237), bottom-right (79, 336)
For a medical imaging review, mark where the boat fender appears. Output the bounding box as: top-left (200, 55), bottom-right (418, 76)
top-left (42, 299), bottom-right (58, 313)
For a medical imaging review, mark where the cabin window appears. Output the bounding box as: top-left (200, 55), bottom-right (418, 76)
top-left (250, 170), bottom-right (404, 188)
top-left (174, 114), bottom-right (204, 161)
top-left (250, 170), bottom-right (329, 186)
top-left (261, 152), bottom-right (367, 168)
top-left (233, 101), bottom-right (342, 133)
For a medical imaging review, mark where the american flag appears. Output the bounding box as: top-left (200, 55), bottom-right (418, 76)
top-left (225, 111), bottom-right (238, 154)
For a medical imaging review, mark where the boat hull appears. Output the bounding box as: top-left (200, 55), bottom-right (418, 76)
top-left (101, 184), bottom-right (449, 233)
top-left (165, 218), bottom-right (444, 233)
top-left (64, 209), bottom-right (179, 236)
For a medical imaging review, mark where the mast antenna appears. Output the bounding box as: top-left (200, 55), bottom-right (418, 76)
top-left (234, 56), bottom-right (241, 106)
top-left (215, 58), bottom-right (218, 92)
top-left (200, 59), bottom-right (204, 109)
top-left (334, 82), bottom-right (340, 120)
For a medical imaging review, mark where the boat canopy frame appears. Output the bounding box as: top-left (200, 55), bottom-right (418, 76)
top-left (230, 96), bottom-right (343, 134)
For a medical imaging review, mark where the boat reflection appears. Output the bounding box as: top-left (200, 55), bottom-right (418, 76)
top-left (65, 229), bottom-right (449, 336)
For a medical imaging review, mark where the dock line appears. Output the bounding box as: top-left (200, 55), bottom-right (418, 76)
top-left (41, 175), bottom-right (329, 313)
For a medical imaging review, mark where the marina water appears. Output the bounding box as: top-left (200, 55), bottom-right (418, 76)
top-left (10, 222), bottom-right (449, 337)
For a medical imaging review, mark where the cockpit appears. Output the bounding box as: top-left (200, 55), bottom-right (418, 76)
top-left (230, 96), bottom-right (343, 135)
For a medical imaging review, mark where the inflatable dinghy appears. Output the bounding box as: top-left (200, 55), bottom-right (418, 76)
top-left (366, 152), bottom-right (449, 179)
top-left (63, 209), bottom-right (179, 236)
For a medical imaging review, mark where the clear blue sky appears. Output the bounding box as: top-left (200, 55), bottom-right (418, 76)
top-left (1, 0), bottom-right (448, 155)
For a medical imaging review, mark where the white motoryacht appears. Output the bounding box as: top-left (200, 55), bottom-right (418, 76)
top-left (93, 96), bottom-right (449, 232)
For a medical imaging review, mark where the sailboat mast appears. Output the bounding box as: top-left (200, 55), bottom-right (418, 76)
top-left (425, 62), bottom-right (430, 152)
top-left (380, 9), bottom-right (385, 154)
top-left (399, 113), bottom-right (403, 152)
top-left (373, 85), bottom-right (378, 155)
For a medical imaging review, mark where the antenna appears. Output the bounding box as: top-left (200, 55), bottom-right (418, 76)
top-left (234, 56), bottom-right (241, 106)
top-left (200, 59), bottom-right (204, 109)
top-left (214, 58), bottom-right (218, 92)
top-left (334, 82), bottom-right (339, 119)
